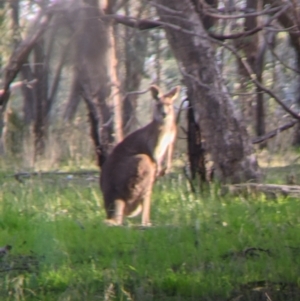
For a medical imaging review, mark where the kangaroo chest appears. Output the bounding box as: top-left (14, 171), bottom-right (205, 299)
top-left (153, 130), bottom-right (175, 161)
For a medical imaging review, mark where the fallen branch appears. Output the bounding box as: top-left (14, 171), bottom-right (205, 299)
top-left (222, 183), bottom-right (300, 198)
top-left (222, 247), bottom-right (271, 260)
top-left (0, 267), bottom-right (32, 273)
top-left (12, 170), bottom-right (99, 177)
top-left (11, 170), bottom-right (99, 182)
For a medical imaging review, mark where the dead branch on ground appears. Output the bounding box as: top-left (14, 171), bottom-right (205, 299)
top-left (222, 183), bottom-right (300, 198)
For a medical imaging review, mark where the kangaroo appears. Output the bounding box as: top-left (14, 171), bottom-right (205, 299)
top-left (100, 85), bottom-right (180, 226)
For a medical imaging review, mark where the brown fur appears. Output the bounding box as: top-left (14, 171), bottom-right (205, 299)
top-left (100, 85), bottom-right (180, 226)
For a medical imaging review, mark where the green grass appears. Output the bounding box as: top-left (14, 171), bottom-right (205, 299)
top-left (0, 172), bottom-right (300, 300)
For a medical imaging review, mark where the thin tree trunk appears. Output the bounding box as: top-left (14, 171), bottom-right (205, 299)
top-left (187, 98), bottom-right (207, 186)
top-left (122, 2), bottom-right (148, 134)
top-left (21, 63), bottom-right (37, 124)
top-left (122, 28), bottom-right (148, 134)
top-left (106, 22), bottom-right (123, 143)
top-left (256, 70), bottom-right (265, 138)
top-left (154, 29), bottom-right (161, 86)
top-left (33, 40), bottom-right (47, 158)
top-left (237, 0), bottom-right (266, 144)
top-left (104, 0), bottom-right (123, 143)
top-left (229, 0), bottom-right (266, 148)
top-left (277, 2), bottom-right (300, 146)
top-left (255, 30), bottom-right (267, 147)
top-left (263, 0), bottom-right (300, 145)
top-left (156, 0), bottom-right (261, 183)
top-left (63, 71), bottom-right (81, 121)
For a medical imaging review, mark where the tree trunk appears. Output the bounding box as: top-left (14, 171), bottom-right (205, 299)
top-left (63, 71), bottom-right (82, 121)
top-left (234, 0), bottom-right (266, 146)
top-left (122, 30), bottom-right (148, 134)
top-left (0, 3), bottom-right (56, 158)
top-left (191, 0), bottom-right (218, 31)
top-left (156, 0), bottom-right (261, 183)
top-left (246, 0), bottom-right (266, 146)
top-left (20, 63), bottom-right (37, 124)
top-left (74, 0), bottom-right (117, 167)
top-left (187, 0), bottom-right (217, 185)
top-left (122, 3), bottom-right (148, 134)
top-left (106, 21), bottom-right (123, 143)
top-left (187, 98), bottom-right (208, 186)
top-left (33, 40), bottom-right (47, 159)
top-left (265, 0), bottom-right (300, 145)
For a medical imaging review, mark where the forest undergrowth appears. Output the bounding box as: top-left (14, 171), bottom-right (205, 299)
top-left (0, 157), bottom-right (300, 301)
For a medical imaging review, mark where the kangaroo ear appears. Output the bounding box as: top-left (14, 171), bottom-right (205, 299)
top-left (165, 86), bottom-right (180, 102)
top-left (150, 85), bottom-right (161, 101)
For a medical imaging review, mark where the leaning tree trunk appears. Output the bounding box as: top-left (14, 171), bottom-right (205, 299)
top-left (11, 0), bottom-right (37, 125)
top-left (32, 15), bottom-right (66, 160)
top-left (0, 6), bottom-right (54, 155)
top-left (156, 0), bottom-right (261, 183)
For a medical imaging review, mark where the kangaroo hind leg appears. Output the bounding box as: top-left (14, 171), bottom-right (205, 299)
top-left (141, 191), bottom-right (152, 227)
top-left (104, 199), bottom-right (125, 226)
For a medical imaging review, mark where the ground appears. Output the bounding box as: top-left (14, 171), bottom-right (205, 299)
top-left (0, 151), bottom-right (300, 300)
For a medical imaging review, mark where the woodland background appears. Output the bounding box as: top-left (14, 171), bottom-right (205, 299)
top-left (1, 0), bottom-right (300, 184)
top-left (1, 1), bottom-right (300, 300)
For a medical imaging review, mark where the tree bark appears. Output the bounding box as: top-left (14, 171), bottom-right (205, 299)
top-left (246, 0), bottom-right (266, 146)
top-left (156, 0), bottom-right (261, 183)
top-left (20, 63), bottom-right (37, 124)
top-left (187, 98), bottom-right (207, 186)
top-left (122, 30), bottom-right (148, 134)
top-left (33, 40), bottom-right (47, 158)
top-left (191, 0), bottom-right (218, 31)
top-left (106, 21), bottom-right (123, 143)
top-left (122, 2), bottom-right (148, 134)
top-left (234, 0), bottom-right (266, 146)
top-left (63, 71), bottom-right (82, 121)
top-left (0, 5), bottom-right (55, 155)
top-left (32, 12), bottom-right (66, 159)
top-left (74, 0), bottom-right (117, 167)
top-left (265, 0), bottom-right (300, 145)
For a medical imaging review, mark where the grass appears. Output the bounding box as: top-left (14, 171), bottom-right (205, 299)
top-left (0, 170), bottom-right (300, 300)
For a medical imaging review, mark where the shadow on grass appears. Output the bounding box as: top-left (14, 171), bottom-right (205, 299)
top-left (229, 281), bottom-right (300, 301)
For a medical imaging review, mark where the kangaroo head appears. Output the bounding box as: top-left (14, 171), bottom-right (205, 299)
top-left (150, 85), bottom-right (180, 123)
